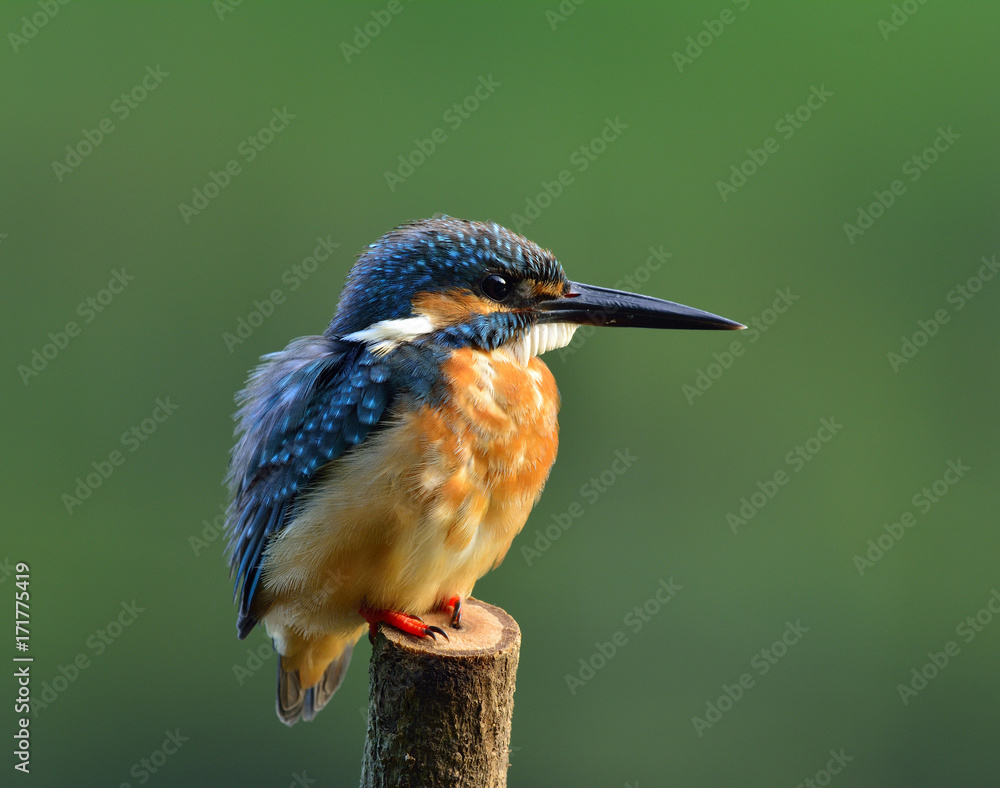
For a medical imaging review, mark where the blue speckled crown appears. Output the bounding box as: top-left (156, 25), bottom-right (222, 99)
top-left (328, 216), bottom-right (567, 336)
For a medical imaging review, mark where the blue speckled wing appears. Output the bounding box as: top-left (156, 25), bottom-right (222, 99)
top-left (225, 335), bottom-right (392, 638)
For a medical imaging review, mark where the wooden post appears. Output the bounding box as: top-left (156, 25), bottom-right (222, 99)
top-left (360, 598), bottom-right (520, 788)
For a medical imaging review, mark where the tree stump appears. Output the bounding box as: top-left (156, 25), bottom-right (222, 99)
top-left (360, 598), bottom-right (520, 788)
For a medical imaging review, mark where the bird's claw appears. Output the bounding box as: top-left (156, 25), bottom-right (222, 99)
top-left (439, 595), bottom-right (463, 629)
top-left (360, 607), bottom-right (449, 643)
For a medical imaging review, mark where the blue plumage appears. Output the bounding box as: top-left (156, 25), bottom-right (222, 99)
top-left (327, 217), bottom-right (564, 336)
top-left (226, 338), bottom-right (394, 636)
top-left (435, 310), bottom-right (532, 351)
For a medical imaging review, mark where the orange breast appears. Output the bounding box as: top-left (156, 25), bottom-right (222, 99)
top-left (415, 347), bottom-right (561, 558)
top-left (260, 346), bottom-right (563, 635)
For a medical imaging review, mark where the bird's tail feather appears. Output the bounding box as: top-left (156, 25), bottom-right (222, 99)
top-left (276, 643), bottom-right (355, 725)
top-left (276, 637), bottom-right (357, 725)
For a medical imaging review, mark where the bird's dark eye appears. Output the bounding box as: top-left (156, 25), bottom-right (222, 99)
top-left (481, 273), bottom-right (514, 302)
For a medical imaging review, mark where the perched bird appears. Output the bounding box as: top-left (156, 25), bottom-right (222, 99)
top-left (226, 217), bottom-right (743, 724)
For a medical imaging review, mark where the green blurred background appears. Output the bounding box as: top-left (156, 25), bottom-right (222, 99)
top-left (3, 2), bottom-right (999, 786)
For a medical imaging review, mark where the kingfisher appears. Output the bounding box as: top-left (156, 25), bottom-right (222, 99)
top-left (226, 216), bottom-right (743, 724)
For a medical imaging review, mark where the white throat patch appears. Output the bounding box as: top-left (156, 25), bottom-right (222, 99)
top-left (343, 316), bottom-right (436, 354)
top-left (344, 314), bottom-right (578, 364)
top-left (509, 322), bottom-right (578, 365)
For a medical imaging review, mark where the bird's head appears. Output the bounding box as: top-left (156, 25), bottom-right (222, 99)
top-left (329, 217), bottom-right (743, 362)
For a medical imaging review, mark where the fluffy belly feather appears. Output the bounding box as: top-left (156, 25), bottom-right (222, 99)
top-left (261, 348), bottom-right (560, 639)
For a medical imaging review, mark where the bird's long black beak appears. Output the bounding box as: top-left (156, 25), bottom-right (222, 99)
top-left (537, 282), bottom-right (745, 331)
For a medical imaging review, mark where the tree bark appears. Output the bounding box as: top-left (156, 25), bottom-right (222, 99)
top-left (360, 598), bottom-right (520, 788)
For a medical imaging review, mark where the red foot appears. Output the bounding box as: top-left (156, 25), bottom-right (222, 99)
top-left (438, 595), bottom-right (463, 629)
top-left (359, 607), bottom-right (449, 644)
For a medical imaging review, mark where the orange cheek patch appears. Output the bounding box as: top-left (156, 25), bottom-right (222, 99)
top-left (412, 289), bottom-right (501, 327)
